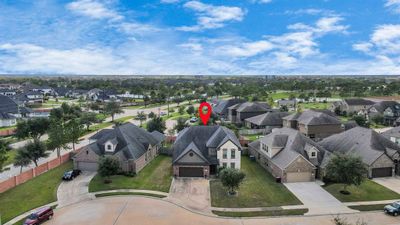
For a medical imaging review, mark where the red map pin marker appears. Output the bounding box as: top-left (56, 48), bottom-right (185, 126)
top-left (199, 102), bottom-right (212, 125)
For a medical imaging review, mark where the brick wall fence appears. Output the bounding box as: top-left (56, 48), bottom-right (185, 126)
top-left (0, 128), bottom-right (16, 137)
top-left (0, 148), bottom-right (80, 193)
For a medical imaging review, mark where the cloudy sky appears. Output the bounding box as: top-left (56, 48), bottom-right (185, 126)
top-left (0, 0), bottom-right (399, 75)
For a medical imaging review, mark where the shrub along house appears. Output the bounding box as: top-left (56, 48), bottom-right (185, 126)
top-left (73, 123), bottom-right (165, 173)
top-left (282, 109), bottom-right (343, 141)
top-left (319, 126), bottom-right (400, 178)
top-left (248, 127), bottom-right (330, 182)
top-left (172, 125), bottom-right (241, 178)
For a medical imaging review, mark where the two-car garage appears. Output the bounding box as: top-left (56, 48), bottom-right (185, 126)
top-left (371, 167), bottom-right (393, 178)
top-left (75, 161), bottom-right (98, 171)
top-left (178, 167), bottom-right (204, 177)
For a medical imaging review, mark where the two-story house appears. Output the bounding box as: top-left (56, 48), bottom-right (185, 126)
top-left (363, 101), bottom-right (400, 125)
top-left (213, 98), bottom-right (245, 120)
top-left (382, 126), bottom-right (400, 145)
top-left (331, 98), bottom-right (375, 115)
top-left (282, 109), bottom-right (343, 140)
top-left (73, 123), bottom-right (165, 172)
top-left (227, 102), bottom-right (273, 124)
top-left (172, 126), bottom-right (241, 178)
top-left (248, 127), bottom-right (330, 182)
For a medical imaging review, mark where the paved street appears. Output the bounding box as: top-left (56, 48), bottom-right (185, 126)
top-left (284, 182), bottom-right (357, 215)
top-left (46, 196), bottom-right (400, 225)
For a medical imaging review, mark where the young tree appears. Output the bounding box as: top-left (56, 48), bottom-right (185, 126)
top-left (66, 118), bottom-right (84, 151)
top-left (352, 115), bottom-right (369, 127)
top-left (147, 116), bottom-right (166, 133)
top-left (80, 112), bottom-right (97, 131)
top-left (174, 117), bottom-right (189, 133)
top-left (136, 111), bottom-right (147, 127)
top-left (98, 156), bottom-right (120, 182)
top-left (104, 101), bottom-right (123, 122)
top-left (47, 120), bottom-right (69, 157)
top-left (0, 147), bottom-right (8, 172)
top-left (13, 148), bottom-right (31, 173)
top-left (15, 118), bottom-right (50, 141)
top-left (186, 105), bottom-right (195, 115)
top-left (148, 111), bottom-right (156, 118)
top-left (178, 106), bottom-right (185, 115)
top-left (143, 95), bottom-right (150, 108)
top-left (325, 154), bottom-right (368, 194)
top-left (24, 140), bottom-right (49, 167)
top-left (219, 168), bottom-right (246, 195)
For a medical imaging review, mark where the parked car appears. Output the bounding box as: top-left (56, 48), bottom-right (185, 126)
top-left (384, 201), bottom-right (400, 216)
top-left (189, 117), bottom-right (198, 123)
top-left (23, 207), bottom-right (54, 225)
top-left (160, 111), bottom-right (167, 116)
top-left (62, 169), bottom-right (81, 181)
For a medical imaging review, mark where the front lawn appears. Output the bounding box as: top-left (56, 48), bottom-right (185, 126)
top-left (5, 149), bottom-right (17, 165)
top-left (89, 155), bottom-right (172, 193)
top-left (0, 161), bottom-right (72, 223)
top-left (212, 209), bottom-right (308, 217)
top-left (210, 157), bottom-right (301, 208)
top-left (323, 179), bottom-right (400, 202)
top-left (298, 102), bottom-right (329, 110)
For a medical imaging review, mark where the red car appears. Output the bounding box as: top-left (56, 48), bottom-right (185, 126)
top-left (23, 207), bottom-right (54, 225)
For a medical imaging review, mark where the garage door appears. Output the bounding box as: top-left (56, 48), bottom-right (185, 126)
top-left (286, 172), bottom-right (312, 182)
top-left (77, 161), bottom-right (98, 171)
top-left (179, 167), bottom-right (203, 177)
top-left (372, 167), bottom-right (392, 178)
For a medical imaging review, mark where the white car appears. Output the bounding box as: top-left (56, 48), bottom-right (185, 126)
top-left (189, 117), bottom-right (198, 123)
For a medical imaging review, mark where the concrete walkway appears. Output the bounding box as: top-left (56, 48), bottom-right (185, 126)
top-left (373, 177), bottom-right (400, 194)
top-left (57, 171), bottom-right (97, 207)
top-left (284, 182), bottom-right (357, 215)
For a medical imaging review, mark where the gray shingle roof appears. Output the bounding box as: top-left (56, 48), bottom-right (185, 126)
top-left (245, 112), bottom-right (290, 126)
top-left (173, 125), bottom-right (241, 164)
top-left (344, 98), bottom-right (375, 106)
top-left (283, 109), bottom-right (340, 126)
top-left (213, 98), bottom-right (245, 115)
top-left (319, 126), bottom-right (400, 165)
top-left (0, 112), bottom-right (16, 119)
top-left (382, 126), bottom-right (400, 139)
top-left (249, 128), bottom-right (327, 169)
top-left (0, 95), bottom-right (19, 114)
top-left (87, 123), bottom-right (163, 160)
top-left (369, 101), bottom-right (400, 113)
top-left (236, 102), bottom-right (271, 113)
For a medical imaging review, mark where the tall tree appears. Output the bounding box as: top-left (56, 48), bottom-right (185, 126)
top-left (80, 112), bottom-right (97, 131)
top-left (136, 111), bottom-right (147, 127)
top-left (66, 118), bottom-right (84, 151)
top-left (15, 118), bottom-right (50, 141)
top-left (104, 101), bottom-right (123, 122)
top-left (14, 148), bottom-right (31, 173)
top-left (325, 154), bottom-right (368, 194)
top-left (147, 116), bottom-right (166, 133)
top-left (24, 139), bottom-right (49, 167)
top-left (174, 117), bottom-right (189, 133)
top-left (47, 120), bottom-right (69, 157)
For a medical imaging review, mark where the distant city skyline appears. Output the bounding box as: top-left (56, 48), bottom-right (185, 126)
top-left (0, 0), bottom-right (399, 75)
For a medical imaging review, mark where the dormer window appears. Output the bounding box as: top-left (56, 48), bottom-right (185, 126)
top-left (311, 152), bottom-right (316, 157)
top-left (106, 144), bottom-right (112, 151)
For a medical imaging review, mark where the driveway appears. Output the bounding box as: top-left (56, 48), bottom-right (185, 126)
top-left (42, 196), bottom-right (400, 225)
top-left (57, 171), bottom-right (97, 207)
top-left (373, 177), bottom-right (400, 194)
top-left (284, 182), bottom-right (356, 215)
top-left (167, 178), bottom-right (211, 213)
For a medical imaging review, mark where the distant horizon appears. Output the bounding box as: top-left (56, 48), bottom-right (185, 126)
top-left (0, 1), bottom-right (399, 75)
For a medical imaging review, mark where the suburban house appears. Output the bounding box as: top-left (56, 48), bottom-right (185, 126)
top-left (0, 89), bottom-right (17, 96)
top-left (244, 112), bottom-right (290, 132)
top-left (31, 86), bottom-right (54, 95)
top-left (331, 98), bottom-right (375, 115)
top-left (277, 99), bottom-right (296, 111)
top-left (227, 102), bottom-right (273, 124)
top-left (282, 109), bottom-right (343, 140)
top-left (248, 127), bottom-right (330, 183)
top-left (213, 98), bottom-right (245, 119)
top-left (172, 125), bottom-right (241, 178)
top-left (361, 101), bottom-right (400, 125)
top-left (13, 91), bottom-right (44, 104)
top-left (87, 89), bottom-right (120, 102)
top-left (382, 126), bottom-right (400, 145)
top-left (319, 126), bottom-right (400, 178)
top-left (73, 123), bottom-right (165, 172)
top-left (0, 112), bottom-right (16, 127)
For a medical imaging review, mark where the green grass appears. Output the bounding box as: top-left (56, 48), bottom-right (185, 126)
top-left (241, 134), bottom-right (264, 142)
top-left (5, 149), bottom-right (17, 165)
top-left (210, 157), bottom-right (301, 208)
top-left (89, 155), bottom-right (172, 193)
top-left (0, 125), bottom-right (16, 131)
top-left (212, 209), bottom-right (308, 217)
top-left (0, 161), bottom-right (72, 223)
top-left (95, 192), bottom-right (166, 198)
top-left (323, 180), bottom-right (400, 202)
top-left (348, 204), bottom-right (387, 211)
top-left (269, 91), bottom-right (294, 100)
top-left (298, 102), bottom-right (329, 110)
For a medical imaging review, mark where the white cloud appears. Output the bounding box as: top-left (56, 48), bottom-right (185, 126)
top-left (352, 42), bottom-right (373, 53)
top-left (385, 0), bottom-right (400, 13)
top-left (160, 0), bottom-right (180, 3)
top-left (177, 1), bottom-right (245, 31)
top-left (354, 24), bottom-right (400, 55)
top-left (215, 40), bottom-right (274, 57)
top-left (284, 8), bottom-right (336, 16)
top-left (66, 0), bottom-right (123, 21)
top-left (249, 0), bottom-right (272, 4)
top-left (289, 16), bottom-right (349, 35)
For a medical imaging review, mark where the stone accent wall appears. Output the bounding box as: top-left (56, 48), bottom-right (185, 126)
top-left (283, 156), bottom-right (316, 182)
top-left (369, 153), bottom-right (395, 177)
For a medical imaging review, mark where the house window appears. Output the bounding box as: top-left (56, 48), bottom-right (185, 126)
top-left (230, 163), bottom-right (235, 169)
top-left (231, 149), bottom-right (235, 159)
top-left (189, 152), bottom-right (194, 157)
top-left (223, 149), bottom-right (227, 159)
top-left (309, 134), bottom-right (315, 139)
top-left (311, 152), bottom-right (316, 157)
top-left (107, 145), bottom-right (112, 151)
top-left (222, 162), bottom-right (227, 168)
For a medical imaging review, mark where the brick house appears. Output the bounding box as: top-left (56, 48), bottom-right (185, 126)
top-left (248, 127), bottom-right (330, 182)
top-left (319, 126), bottom-right (400, 178)
top-left (172, 126), bottom-right (241, 178)
top-left (73, 123), bottom-right (165, 173)
top-left (282, 109), bottom-right (343, 141)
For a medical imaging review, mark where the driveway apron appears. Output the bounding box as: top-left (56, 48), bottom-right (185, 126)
top-left (57, 171), bottom-right (97, 207)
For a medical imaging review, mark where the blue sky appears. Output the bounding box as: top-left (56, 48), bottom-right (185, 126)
top-left (0, 0), bottom-right (399, 75)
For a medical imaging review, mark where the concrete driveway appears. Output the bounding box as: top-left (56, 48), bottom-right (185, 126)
top-left (167, 178), bottom-right (211, 213)
top-left (373, 177), bottom-right (400, 194)
top-left (57, 171), bottom-right (96, 207)
top-left (45, 196), bottom-right (400, 225)
top-left (284, 182), bottom-right (356, 215)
